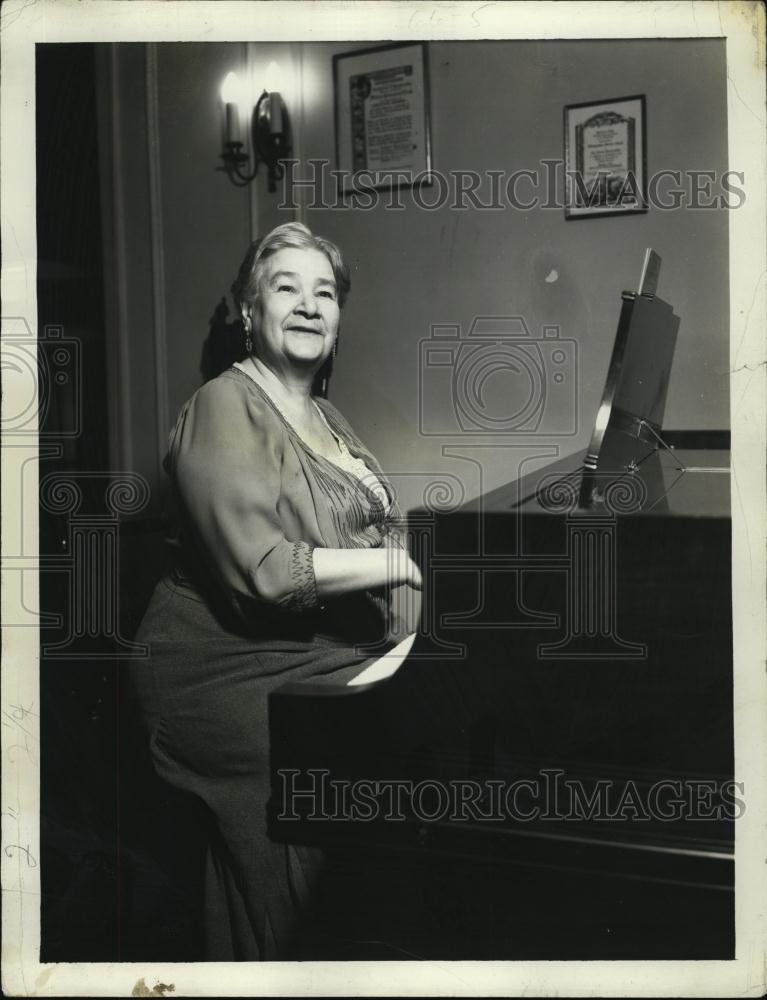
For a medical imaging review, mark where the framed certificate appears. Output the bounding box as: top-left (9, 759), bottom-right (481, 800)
top-left (333, 42), bottom-right (432, 192)
top-left (564, 95), bottom-right (647, 219)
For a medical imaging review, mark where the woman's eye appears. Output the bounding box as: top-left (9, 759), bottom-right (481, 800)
top-left (278, 284), bottom-right (295, 292)
top-left (318, 290), bottom-right (336, 300)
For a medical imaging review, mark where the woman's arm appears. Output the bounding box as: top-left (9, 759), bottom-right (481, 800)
top-left (312, 546), bottom-right (421, 600)
top-left (170, 376), bottom-right (420, 613)
top-left (172, 377), bottom-right (318, 611)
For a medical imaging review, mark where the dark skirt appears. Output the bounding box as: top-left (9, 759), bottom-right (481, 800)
top-left (128, 575), bottom-right (380, 960)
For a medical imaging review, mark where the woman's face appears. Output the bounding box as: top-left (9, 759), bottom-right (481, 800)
top-left (249, 246), bottom-right (340, 375)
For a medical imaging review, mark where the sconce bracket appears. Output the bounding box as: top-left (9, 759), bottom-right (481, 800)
top-left (218, 90), bottom-right (291, 192)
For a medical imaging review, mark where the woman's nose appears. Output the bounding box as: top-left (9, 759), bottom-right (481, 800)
top-left (295, 290), bottom-right (319, 316)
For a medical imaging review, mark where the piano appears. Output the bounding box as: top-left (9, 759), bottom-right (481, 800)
top-left (268, 252), bottom-right (734, 960)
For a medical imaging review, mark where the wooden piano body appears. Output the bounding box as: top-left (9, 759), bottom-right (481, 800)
top-left (268, 269), bottom-right (734, 960)
top-left (269, 445), bottom-right (733, 959)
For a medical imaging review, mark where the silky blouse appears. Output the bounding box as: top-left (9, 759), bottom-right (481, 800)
top-left (233, 360), bottom-right (392, 513)
top-left (164, 366), bottom-right (407, 634)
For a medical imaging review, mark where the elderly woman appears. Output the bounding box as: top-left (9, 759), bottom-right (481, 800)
top-left (130, 222), bottom-right (420, 960)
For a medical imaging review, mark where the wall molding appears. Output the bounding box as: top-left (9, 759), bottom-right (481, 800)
top-left (95, 44), bottom-right (134, 472)
top-left (245, 42), bottom-right (260, 243)
top-left (145, 43), bottom-right (170, 475)
top-left (111, 47), bottom-right (135, 472)
top-left (292, 44), bottom-right (307, 227)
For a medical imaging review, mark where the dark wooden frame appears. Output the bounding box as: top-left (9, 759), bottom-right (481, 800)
top-left (333, 41), bottom-right (432, 192)
top-left (564, 94), bottom-right (647, 219)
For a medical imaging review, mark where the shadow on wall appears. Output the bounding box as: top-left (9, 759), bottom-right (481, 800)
top-left (200, 297), bottom-right (247, 383)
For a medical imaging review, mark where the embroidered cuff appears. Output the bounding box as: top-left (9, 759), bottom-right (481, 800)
top-left (277, 540), bottom-right (318, 613)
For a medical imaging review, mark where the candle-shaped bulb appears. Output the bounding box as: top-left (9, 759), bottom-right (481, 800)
top-left (220, 71), bottom-right (241, 144)
top-left (220, 71), bottom-right (240, 104)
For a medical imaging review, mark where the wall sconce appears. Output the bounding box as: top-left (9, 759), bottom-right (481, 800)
top-left (218, 70), bottom-right (291, 192)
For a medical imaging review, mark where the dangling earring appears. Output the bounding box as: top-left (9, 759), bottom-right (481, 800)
top-left (332, 339), bottom-right (338, 360)
top-left (243, 315), bottom-right (253, 355)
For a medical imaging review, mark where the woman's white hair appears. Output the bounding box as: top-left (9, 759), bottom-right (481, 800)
top-left (231, 222), bottom-right (351, 312)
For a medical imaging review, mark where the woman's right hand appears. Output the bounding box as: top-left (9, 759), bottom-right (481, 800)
top-left (405, 556), bottom-right (423, 590)
top-left (386, 545), bottom-right (422, 590)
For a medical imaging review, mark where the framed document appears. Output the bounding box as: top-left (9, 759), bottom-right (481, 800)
top-left (564, 94), bottom-right (647, 219)
top-left (333, 42), bottom-right (432, 192)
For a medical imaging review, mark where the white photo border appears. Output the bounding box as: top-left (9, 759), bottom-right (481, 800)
top-left (1, 1), bottom-right (765, 997)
